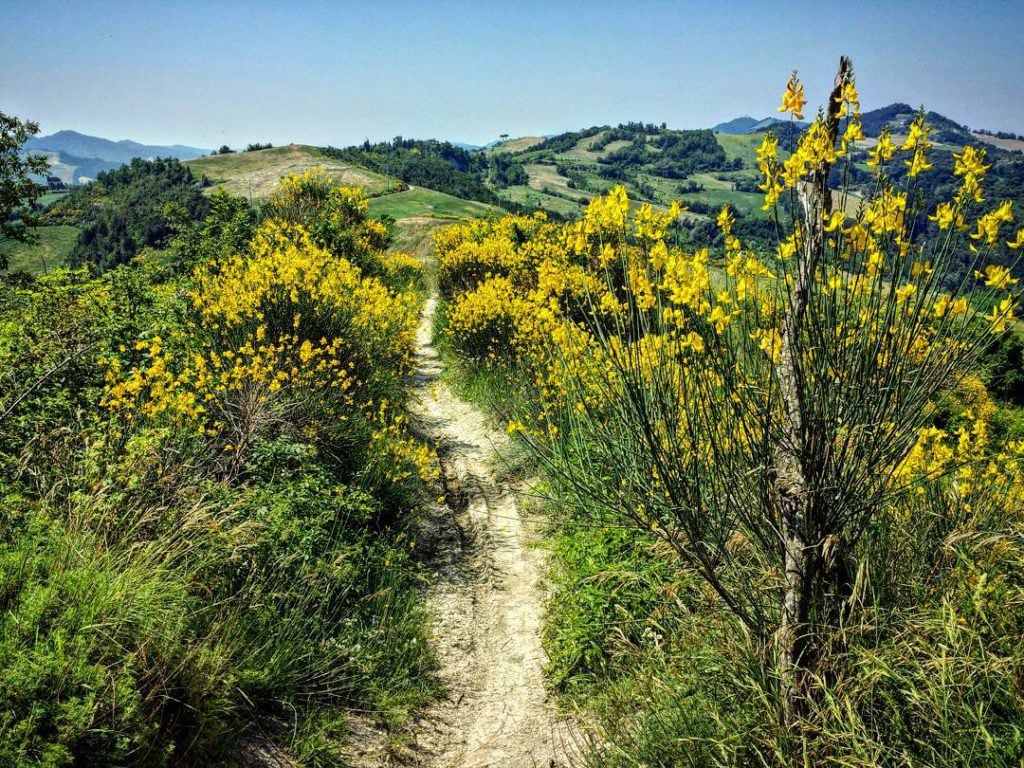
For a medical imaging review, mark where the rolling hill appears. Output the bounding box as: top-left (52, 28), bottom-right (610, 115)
top-left (184, 145), bottom-right (400, 199)
top-left (713, 116), bottom-right (807, 134)
top-left (484, 123), bottom-right (770, 220)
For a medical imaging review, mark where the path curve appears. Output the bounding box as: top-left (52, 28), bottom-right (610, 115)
top-left (408, 296), bottom-right (576, 767)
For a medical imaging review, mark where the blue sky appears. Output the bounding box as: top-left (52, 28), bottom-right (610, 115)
top-left (2, 0), bottom-right (1023, 149)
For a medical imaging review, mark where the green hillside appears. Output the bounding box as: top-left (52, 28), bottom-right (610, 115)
top-left (0, 225), bottom-right (80, 274)
top-left (486, 124), bottom-right (771, 220)
top-left (368, 186), bottom-right (502, 220)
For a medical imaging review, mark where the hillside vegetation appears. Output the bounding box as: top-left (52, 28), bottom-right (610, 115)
top-left (0, 170), bottom-right (438, 764)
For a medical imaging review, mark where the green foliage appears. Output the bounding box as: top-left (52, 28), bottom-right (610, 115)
top-left (0, 111), bottom-right (49, 266)
top-left (0, 172), bottom-right (436, 762)
top-left (491, 154), bottom-right (529, 188)
top-left (544, 517), bottom-right (696, 693)
top-left (325, 138), bottom-right (500, 205)
top-left (166, 187), bottom-right (255, 270)
top-left (599, 128), bottom-right (728, 180)
top-left (54, 157), bottom-right (210, 272)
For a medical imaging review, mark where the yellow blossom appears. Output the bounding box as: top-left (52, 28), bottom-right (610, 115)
top-left (778, 73), bottom-right (806, 120)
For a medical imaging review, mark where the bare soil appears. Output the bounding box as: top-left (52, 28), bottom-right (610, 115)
top-left (404, 296), bottom-right (577, 767)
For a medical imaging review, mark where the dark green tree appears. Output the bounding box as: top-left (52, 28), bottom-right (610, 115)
top-left (0, 111), bottom-right (49, 268)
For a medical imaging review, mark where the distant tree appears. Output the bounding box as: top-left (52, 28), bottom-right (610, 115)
top-left (0, 111), bottom-right (49, 267)
top-left (216, 145), bottom-right (235, 155)
top-left (245, 142), bottom-right (273, 152)
top-left (59, 157), bottom-right (210, 272)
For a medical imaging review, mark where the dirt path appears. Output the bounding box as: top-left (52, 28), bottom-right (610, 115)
top-left (407, 296), bottom-right (576, 767)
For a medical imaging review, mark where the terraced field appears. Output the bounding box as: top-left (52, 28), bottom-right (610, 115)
top-left (486, 127), bottom-right (775, 220)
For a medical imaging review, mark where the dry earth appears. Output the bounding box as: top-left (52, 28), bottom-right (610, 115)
top-left (404, 296), bottom-right (578, 767)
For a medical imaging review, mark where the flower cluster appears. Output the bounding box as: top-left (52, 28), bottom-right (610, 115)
top-left (104, 173), bottom-right (428, 481)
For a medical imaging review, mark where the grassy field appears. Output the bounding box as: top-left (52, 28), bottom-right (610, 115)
top-left (482, 128), bottom-right (784, 220)
top-left (0, 225), bottom-right (80, 274)
top-left (368, 187), bottom-right (502, 219)
top-left (186, 145), bottom-right (398, 199)
top-left (489, 136), bottom-right (545, 154)
top-left (37, 191), bottom-right (70, 208)
top-left (971, 131), bottom-right (1024, 152)
top-left (523, 164), bottom-right (594, 201)
top-left (689, 171), bottom-right (739, 190)
top-left (498, 185), bottom-right (588, 217)
top-left (714, 131), bottom-right (768, 166)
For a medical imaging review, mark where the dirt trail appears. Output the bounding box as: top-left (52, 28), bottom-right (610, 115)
top-left (407, 296), bottom-right (576, 767)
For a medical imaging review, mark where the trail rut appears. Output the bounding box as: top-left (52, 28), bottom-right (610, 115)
top-left (407, 296), bottom-right (576, 767)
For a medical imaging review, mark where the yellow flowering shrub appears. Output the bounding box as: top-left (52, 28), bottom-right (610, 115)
top-left (104, 174), bottom-right (427, 483)
top-left (265, 167), bottom-right (421, 287)
top-left (436, 212), bottom-right (555, 299)
top-left (443, 61), bottom-right (1024, 764)
top-left (446, 275), bottom-right (529, 360)
top-left (190, 219), bottom-right (418, 377)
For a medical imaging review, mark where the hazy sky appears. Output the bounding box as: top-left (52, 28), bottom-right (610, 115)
top-left (3, 0), bottom-right (1023, 149)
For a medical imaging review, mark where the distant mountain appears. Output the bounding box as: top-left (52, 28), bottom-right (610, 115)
top-left (856, 103), bottom-right (974, 145)
top-left (712, 116), bottom-right (761, 134)
top-left (22, 130), bottom-right (212, 185)
top-left (714, 104), bottom-right (975, 146)
top-left (713, 116), bottom-right (808, 134)
top-left (25, 130), bottom-right (210, 164)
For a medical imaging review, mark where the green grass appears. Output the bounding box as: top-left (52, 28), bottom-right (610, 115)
top-left (369, 187), bottom-right (502, 219)
top-left (684, 188), bottom-right (769, 217)
top-left (715, 131), bottom-right (767, 166)
top-left (688, 172), bottom-right (741, 190)
top-left (185, 145), bottom-right (398, 199)
top-left (488, 136), bottom-right (545, 154)
top-left (499, 185), bottom-right (588, 217)
top-left (0, 225), bottom-right (80, 273)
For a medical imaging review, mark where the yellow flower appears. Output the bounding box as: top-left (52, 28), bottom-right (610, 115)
top-left (716, 205), bottom-right (735, 235)
top-left (753, 328), bottom-right (783, 363)
top-left (709, 304), bottom-right (732, 333)
top-left (867, 130), bottom-right (895, 172)
top-left (906, 148), bottom-right (933, 177)
top-left (929, 201), bottom-right (961, 231)
top-left (911, 260), bottom-right (933, 279)
top-left (682, 331), bottom-right (705, 354)
top-left (978, 264), bottom-right (1017, 290)
top-left (970, 201), bottom-right (1014, 246)
top-left (778, 73), bottom-right (806, 120)
top-left (988, 296), bottom-right (1015, 333)
top-left (954, 145), bottom-right (990, 179)
top-left (895, 283), bottom-right (917, 303)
